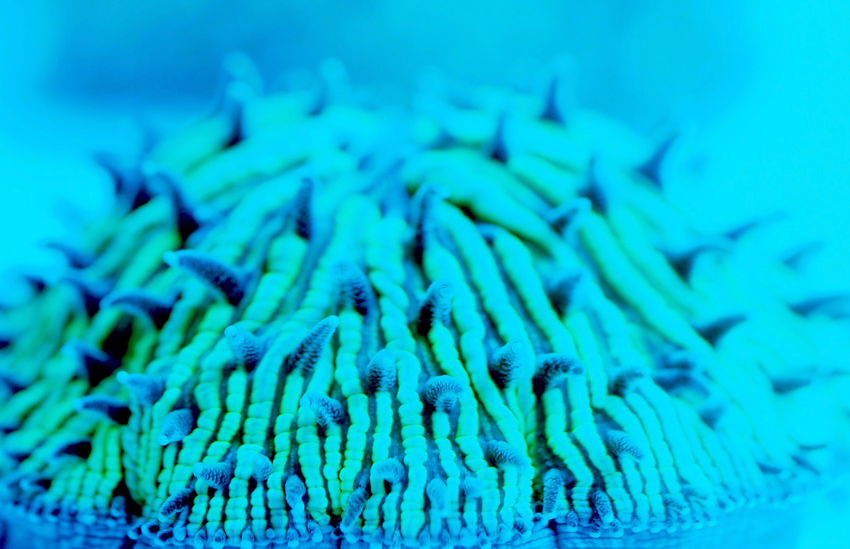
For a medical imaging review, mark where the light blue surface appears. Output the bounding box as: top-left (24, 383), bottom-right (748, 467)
top-left (0, 2), bottom-right (847, 546)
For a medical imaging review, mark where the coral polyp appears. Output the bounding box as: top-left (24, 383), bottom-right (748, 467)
top-left (0, 59), bottom-right (848, 549)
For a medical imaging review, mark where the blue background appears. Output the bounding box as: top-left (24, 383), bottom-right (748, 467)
top-left (0, 2), bottom-right (848, 545)
top-left (2, 1), bottom-right (848, 293)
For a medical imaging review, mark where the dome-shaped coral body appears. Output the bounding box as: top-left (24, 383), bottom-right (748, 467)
top-left (0, 61), bottom-right (848, 549)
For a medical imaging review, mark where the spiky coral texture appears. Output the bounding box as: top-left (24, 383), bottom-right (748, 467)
top-left (0, 60), bottom-right (848, 549)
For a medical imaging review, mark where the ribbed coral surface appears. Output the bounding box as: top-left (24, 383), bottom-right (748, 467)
top-left (0, 62), bottom-right (847, 549)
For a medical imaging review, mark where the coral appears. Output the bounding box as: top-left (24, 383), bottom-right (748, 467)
top-left (0, 58), bottom-right (849, 549)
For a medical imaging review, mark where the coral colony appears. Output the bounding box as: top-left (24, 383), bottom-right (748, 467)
top-left (0, 56), bottom-right (848, 549)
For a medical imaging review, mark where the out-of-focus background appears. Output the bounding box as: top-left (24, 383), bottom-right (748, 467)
top-left (1, 0), bottom-right (848, 287)
top-left (0, 1), bottom-right (848, 544)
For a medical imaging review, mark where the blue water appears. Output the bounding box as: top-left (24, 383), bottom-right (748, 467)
top-left (2, 1), bottom-right (848, 293)
top-left (0, 1), bottom-right (848, 547)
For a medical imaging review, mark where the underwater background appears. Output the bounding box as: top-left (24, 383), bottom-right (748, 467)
top-left (0, 1), bottom-right (848, 548)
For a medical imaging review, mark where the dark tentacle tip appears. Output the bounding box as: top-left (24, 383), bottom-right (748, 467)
top-left (607, 366), bottom-right (647, 397)
top-left (224, 325), bottom-right (265, 371)
top-left (141, 163), bottom-right (201, 245)
top-left (579, 157), bottom-right (610, 215)
top-left (415, 280), bottom-right (454, 336)
top-left (475, 222), bottom-right (500, 244)
top-left (723, 211), bottom-right (787, 241)
top-left (541, 73), bottom-right (563, 124)
top-left (652, 369), bottom-right (711, 397)
top-left (333, 261), bottom-right (374, 317)
top-left (0, 374), bottom-right (25, 396)
top-left (287, 178), bottom-right (315, 240)
top-left (92, 152), bottom-right (151, 210)
top-left (789, 294), bottom-right (850, 319)
top-left (61, 340), bottom-right (121, 387)
top-left (798, 443), bottom-right (828, 452)
top-left (770, 376), bottom-right (812, 394)
top-left (22, 274), bottom-right (48, 294)
top-left (60, 272), bottom-right (113, 318)
top-left (791, 454), bottom-right (821, 476)
top-left (534, 354), bottom-right (587, 394)
top-left (636, 132), bottom-right (679, 189)
top-left (117, 372), bottom-right (165, 405)
top-left (52, 440), bottom-right (93, 461)
top-left (425, 375), bottom-right (464, 413)
top-left (487, 112), bottom-right (510, 163)
top-left (698, 402), bottom-right (727, 429)
top-left (308, 75), bottom-right (329, 116)
top-left (101, 288), bottom-right (176, 330)
top-left (756, 460), bottom-right (784, 475)
top-left (545, 198), bottom-right (592, 239)
top-left (488, 340), bottom-right (525, 389)
top-left (694, 314), bottom-right (748, 346)
top-left (282, 316), bottom-right (340, 376)
top-left (540, 56), bottom-right (577, 126)
top-left (43, 242), bottom-right (95, 270)
top-left (781, 241), bottom-right (825, 271)
top-left (661, 239), bottom-right (732, 281)
top-left (212, 52), bottom-right (263, 142)
top-left (546, 269), bottom-right (592, 316)
top-left (409, 184), bottom-right (450, 265)
top-left (163, 250), bottom-right (251, 307)
top-left (219, 81), bottom-right (258, 147)
top-left (659, 349), bottom-right (708, 372)
top-left (74, 396), bottom-right (131, 425)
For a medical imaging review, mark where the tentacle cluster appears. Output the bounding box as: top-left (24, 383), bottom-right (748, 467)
top-left (0, 57), bottom-right (848, 549)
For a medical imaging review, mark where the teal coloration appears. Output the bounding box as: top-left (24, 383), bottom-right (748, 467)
top-left (117, 372), bottom-right (165, 405)
top-left (340, 488), bottom-right (367, 529)
top-left (364, 350), bottom-right (396, 392)
top-left (282, 317), bottom-right (340, 376)
top-left (163, 250), bottom-right (249, 306)
top-left (158, 410), bottom-right (195, 447)
top-left (101, 289), bottom-right (175, 330)
top-left (0, 57), bottom-right (848, 549)
top-left (73, 395), bottom-right (131, 424)
top-left (62, 340), bottom-right (121, 385)
top-left (193, 462), bottom-right (234, 490)
top-left (224, 326), bottom-right (264, 371)
top-left (159, 488), bottom-right (194, 521)
top-left (424, 376), bottom-right (463, 412)
top-left (488, 340), bottom-right (526, 388)
top-left (250, 453), bottom-right (273, 483)
top-left (415, 280), bottom-right (454, 336)
top-left (333, 263), bottom-right (373, 318)
top-left (605, 430), bottom-right (645, 463)
top-left (370, 459), bottom-right (404, 485)
top-left (299, 394), bottom-right (344, 429)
